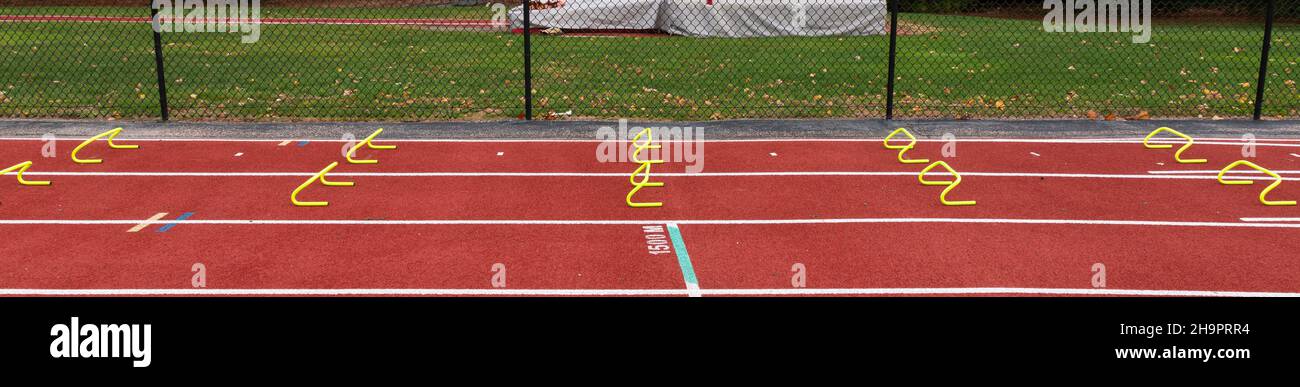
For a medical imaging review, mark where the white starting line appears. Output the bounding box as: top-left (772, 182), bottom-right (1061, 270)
top-left (0, 287), bottom-right (1295, 297)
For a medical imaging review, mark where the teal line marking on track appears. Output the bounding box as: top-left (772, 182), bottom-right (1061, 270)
top-left (157, 212), bottom-right (194, 233)
top-left (296, 140), bottom-right (310, 147)
top-left (666, 223), bottom-right (699, 288)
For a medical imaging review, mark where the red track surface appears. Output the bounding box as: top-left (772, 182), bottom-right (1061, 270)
top-left (1, 137), bottom-right (1299, 296)
top-left (2, 138), bottom-right (1298, 174)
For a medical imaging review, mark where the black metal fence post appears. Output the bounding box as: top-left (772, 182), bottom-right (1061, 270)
top-left (149, 4), bottom-right (169, 122)
top-left (885, 0), bottom-right (899, 120)
top-left (1253, 0), bottom-right (1276, 120)
top-left (523, 3), bottom-right (533, 121)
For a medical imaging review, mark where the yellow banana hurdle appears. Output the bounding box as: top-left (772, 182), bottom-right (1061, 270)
top-left (1143, 127), bottom-right (1207, 164)
top-left (71, 127), bottom-right (138, 164)
top-left (627, 128), bottom-right (664, 208)
top-left (347, 128), bottom-right (398, 164)
top-left (918, 161), bottom-right (976, 206)
top-left (0, 161), bottom-right (51, 186)
top-left (1217, 160), bottom-right (1295, 206)
top-left (883, 127), bottom-right (929, 164)
top-left (292, 162), bottom-right (354, 207)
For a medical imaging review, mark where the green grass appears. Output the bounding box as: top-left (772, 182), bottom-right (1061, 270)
top-left (894, 13), bottom-right (1292, 118)
top-left (532, 34), bottom-right (887, 119)
top-left (1267, 25), bottom-right (1300, 117)
top-left (0, 15), bottom-right (160, 118)
top-left (0, 6), bottom-right (1296, 120)
top-left (161, 27), bottom-right (524, 120)
top-left (0, 6), bottom-right (494, 19)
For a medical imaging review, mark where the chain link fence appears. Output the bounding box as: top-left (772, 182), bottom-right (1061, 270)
top-left (0, 0), bottom-right (1296, 121)
top-left (162, 4), bottom-right (523, 120)
top-left (0, 5), bottom-right (159, 118)
top-left (1267, 11), bottom-right (1300, 117)
top-left (528, 0), bottom-right (890, 119)
top-left (894, 0), bottom-right (1277, 119)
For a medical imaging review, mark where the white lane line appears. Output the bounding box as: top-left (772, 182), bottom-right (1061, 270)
top-left (1030, 152), bottom-right (1040, 157)
top-left (496, 152), bottom-right (504, 156)
top-left (1240, 218), bottom-right (1300, 222)
top-left (1150, 170), bottom-right (1300, 174)
top-left (125, 212), bottom-right (169, 233)
top-left (277, 140), bottom-right (292, 146)
top-left (4, 218), bottom-right (1300, 229)
top-left (234, 152), bottom-right (244, 157)
top-left (19, 170), bottom-right (1300, 181)
top-left (0, 287), bottom-right (1294, 297)
top-left (700, 288), bottom-right (1300, 297)
top-left (4, 137), bottom-right (1300, 146)
top-left (1290, 153), bottom-right (1300, 158)
top-left (686, 283), bottom-right (702, 298)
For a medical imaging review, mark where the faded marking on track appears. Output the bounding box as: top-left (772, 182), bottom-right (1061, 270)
top-left (126, 212), bottom-right (169, 233)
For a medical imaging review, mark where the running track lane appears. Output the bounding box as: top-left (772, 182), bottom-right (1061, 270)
top-left (1, 139), bottom-right (1298, 174)
top-left (0, 224), bottom-right (686, 291)
top-left (679, 223), bottom-right (1300, 294)
top-left (0, 175), bottom-right (1296, 222)
top-left (0, 221), bottom-right (1295, 294)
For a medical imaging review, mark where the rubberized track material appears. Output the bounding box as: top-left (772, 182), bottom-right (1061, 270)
top-left (1, 137), bottom-right (1297, 297)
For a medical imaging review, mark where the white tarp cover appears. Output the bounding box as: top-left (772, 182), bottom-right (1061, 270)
top-left (509, 0), bottom-right (887, 37)
top-left (509, 0), bottom-right (665, 31)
